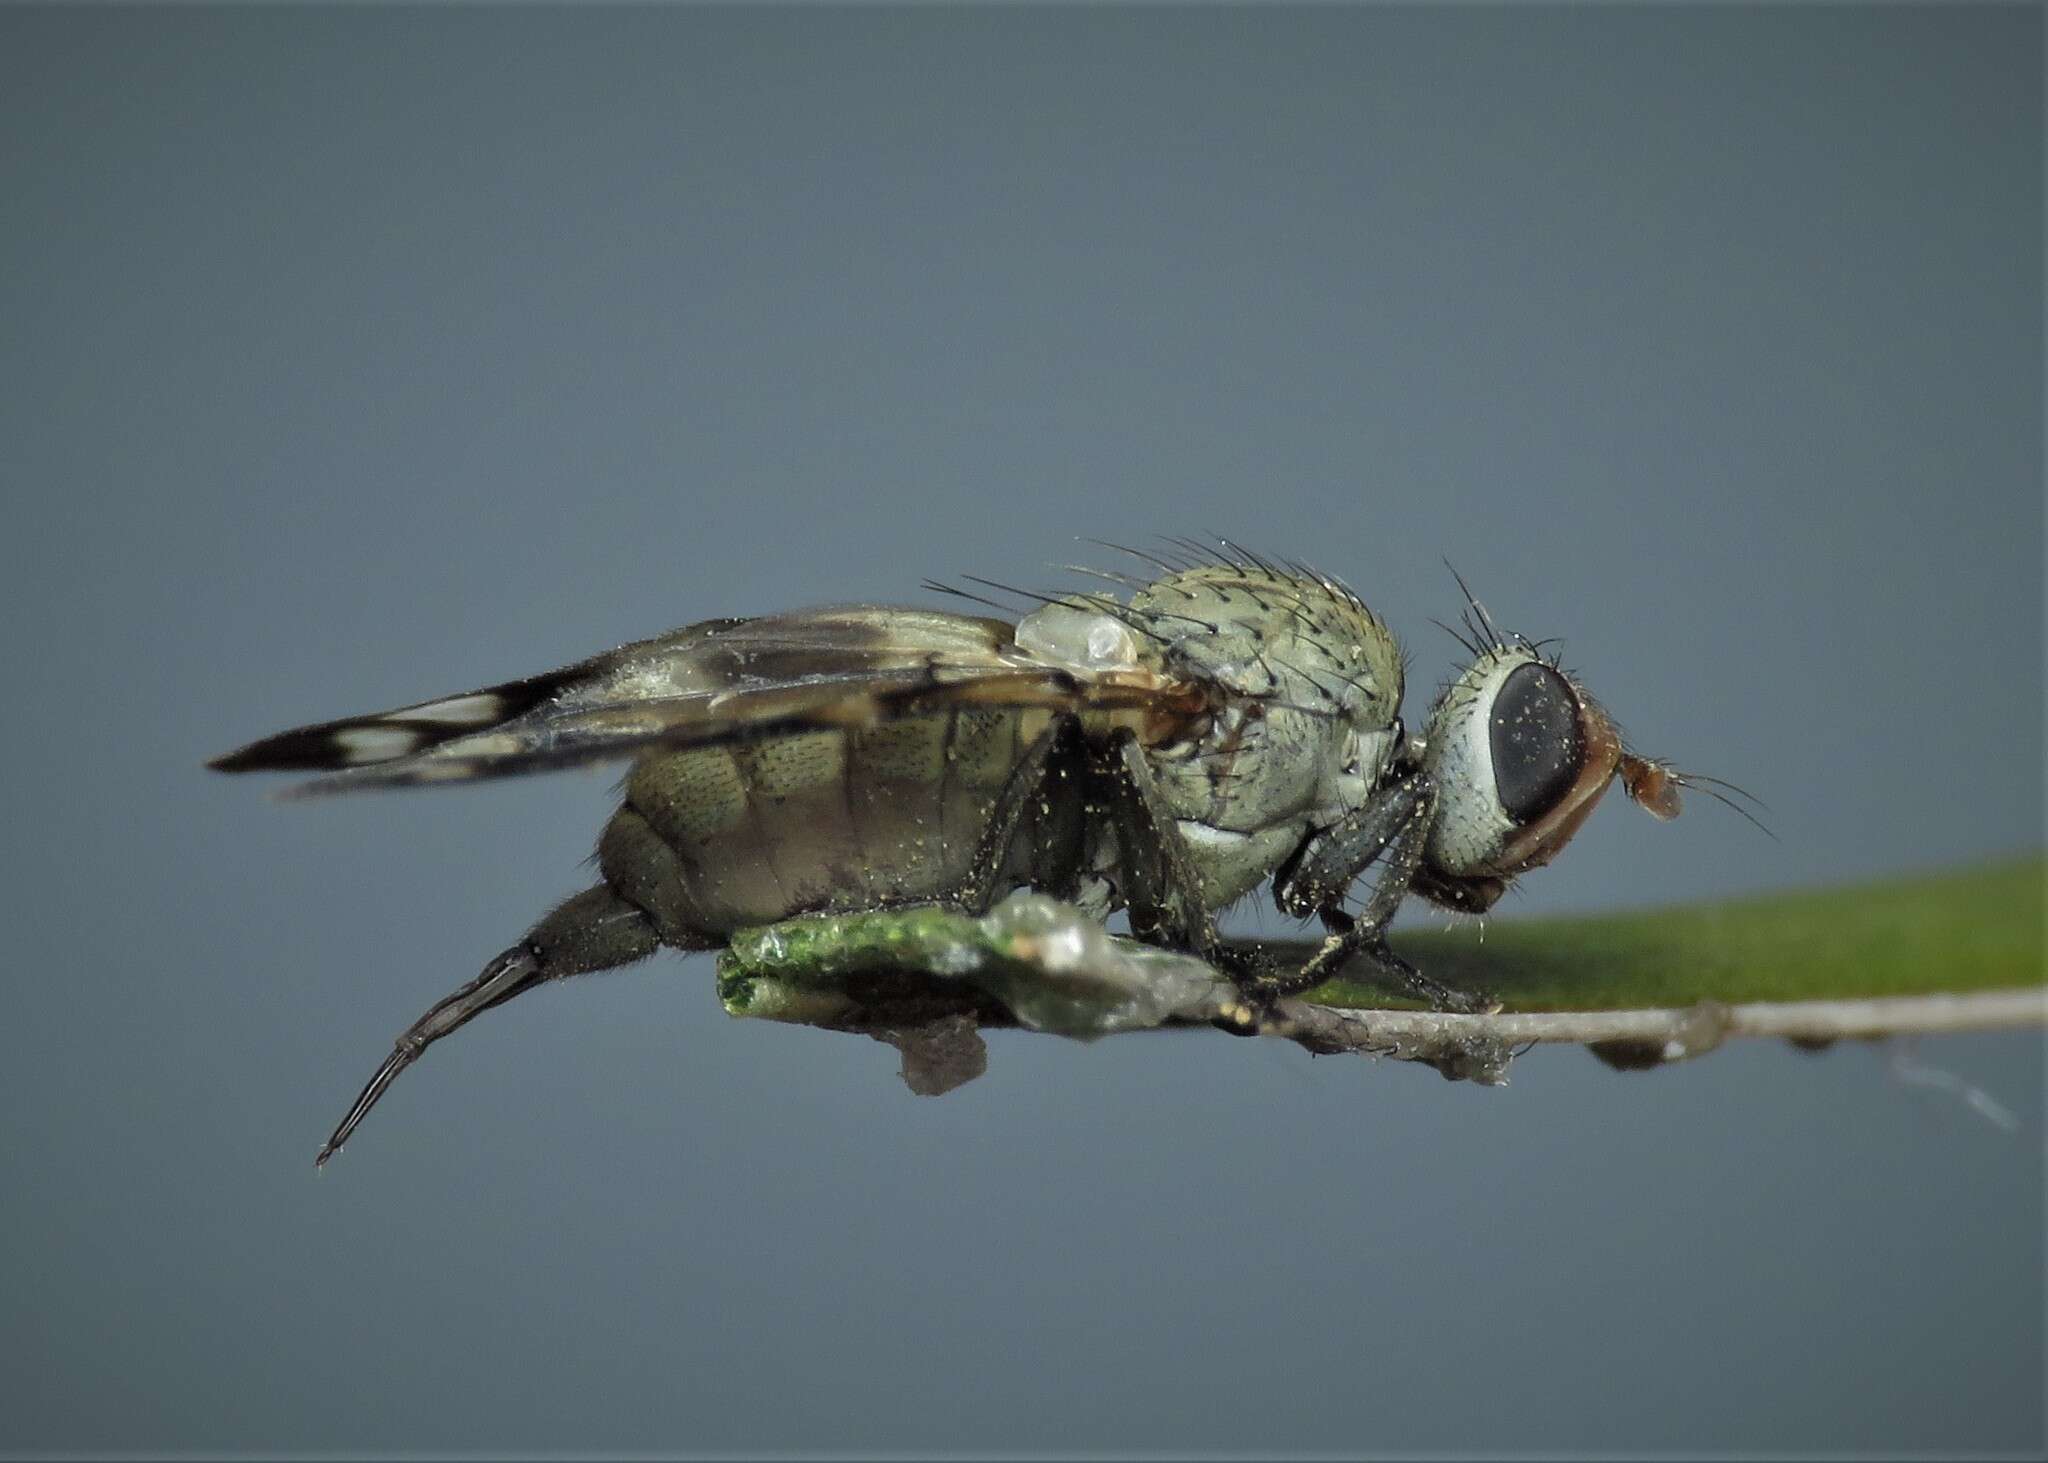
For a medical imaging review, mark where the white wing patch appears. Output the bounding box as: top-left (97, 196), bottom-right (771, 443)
top-left (336, 726), bottom-right (427, 764)
top-left (387, 693), bottom-right (506, 726)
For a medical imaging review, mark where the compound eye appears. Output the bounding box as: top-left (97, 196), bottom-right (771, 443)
top-left (1490, 662), bottom-right (1583, 824)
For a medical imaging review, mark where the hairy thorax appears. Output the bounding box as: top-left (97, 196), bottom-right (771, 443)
top-left (1120, 567), bottom-right (1408, 908)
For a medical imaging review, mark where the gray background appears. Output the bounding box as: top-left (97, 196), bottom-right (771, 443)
top-left (2, 5), bottom-right (2041, 1456)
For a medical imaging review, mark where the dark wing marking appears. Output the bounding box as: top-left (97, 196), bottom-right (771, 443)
top-left (206, 665), bottom-right (591, 774)
top-left (209, 606), bottom-right (1195, 798)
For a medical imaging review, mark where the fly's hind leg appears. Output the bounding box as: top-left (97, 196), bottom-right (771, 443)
top-left (1094, 731), bottom-right (1223, 958)
top-left (1089, 732), bottom-right (1281, 1029)
top-left (315, 885), bottom-right (676, 1167)
top-left (953, 716), bottom-right (1090, 914)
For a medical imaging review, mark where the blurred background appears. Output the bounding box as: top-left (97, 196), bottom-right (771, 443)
top-left (2, 6), bottom-right (2039, 1455)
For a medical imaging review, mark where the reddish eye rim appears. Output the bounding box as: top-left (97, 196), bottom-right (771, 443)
top-left (1487, 688), bottom-right (1686, 875)
top-left (1490, 693), bottom-right (1624, 875)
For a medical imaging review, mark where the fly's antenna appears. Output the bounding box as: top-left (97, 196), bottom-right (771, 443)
top-left (1619, 753), bottom-right (1777, 839)
top-left (1670, 770), bottom-right (1777, 839)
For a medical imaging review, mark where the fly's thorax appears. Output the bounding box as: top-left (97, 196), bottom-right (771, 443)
top-left (1081, 567), bottom-right (1399, 906)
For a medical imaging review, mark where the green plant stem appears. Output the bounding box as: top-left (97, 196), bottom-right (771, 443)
top-left (1308, 855), bottom-right (2044, 1012)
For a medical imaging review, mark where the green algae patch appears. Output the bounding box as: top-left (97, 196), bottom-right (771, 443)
top-left (717, 894), bottom-right (1229, 1036)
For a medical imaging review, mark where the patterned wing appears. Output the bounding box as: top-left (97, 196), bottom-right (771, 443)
top-left (209, 606), bottom-right (1193, 798)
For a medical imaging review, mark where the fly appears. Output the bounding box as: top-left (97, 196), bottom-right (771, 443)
top-left (212, 541), bottom-right (1735, 1163)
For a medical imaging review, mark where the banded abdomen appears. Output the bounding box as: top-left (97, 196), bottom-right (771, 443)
top-left (595, 705), bottom-right (1077, 942)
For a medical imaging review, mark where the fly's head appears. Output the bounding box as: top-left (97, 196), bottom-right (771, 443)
top-left (1409, 574), bottom-right (1757, 914)
top-left (1416, 643), bottom-right (1679, 912)
top-left (1123, 562), bottom-right (1405, 842)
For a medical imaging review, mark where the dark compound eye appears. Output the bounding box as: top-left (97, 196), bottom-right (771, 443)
top-left (1490, 662), bottom-right (1584, 824)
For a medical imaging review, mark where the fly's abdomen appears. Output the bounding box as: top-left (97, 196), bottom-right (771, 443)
top-left (603, 707), bottom-right (1050, 938)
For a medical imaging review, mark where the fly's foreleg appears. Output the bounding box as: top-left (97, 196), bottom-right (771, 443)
top-left (1266, 771), bottom-right (1488, 1012)
top-left (1273, 770), bottom-right (1436, 927)
top-left (315, 885), bottom-right (669, 1167)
